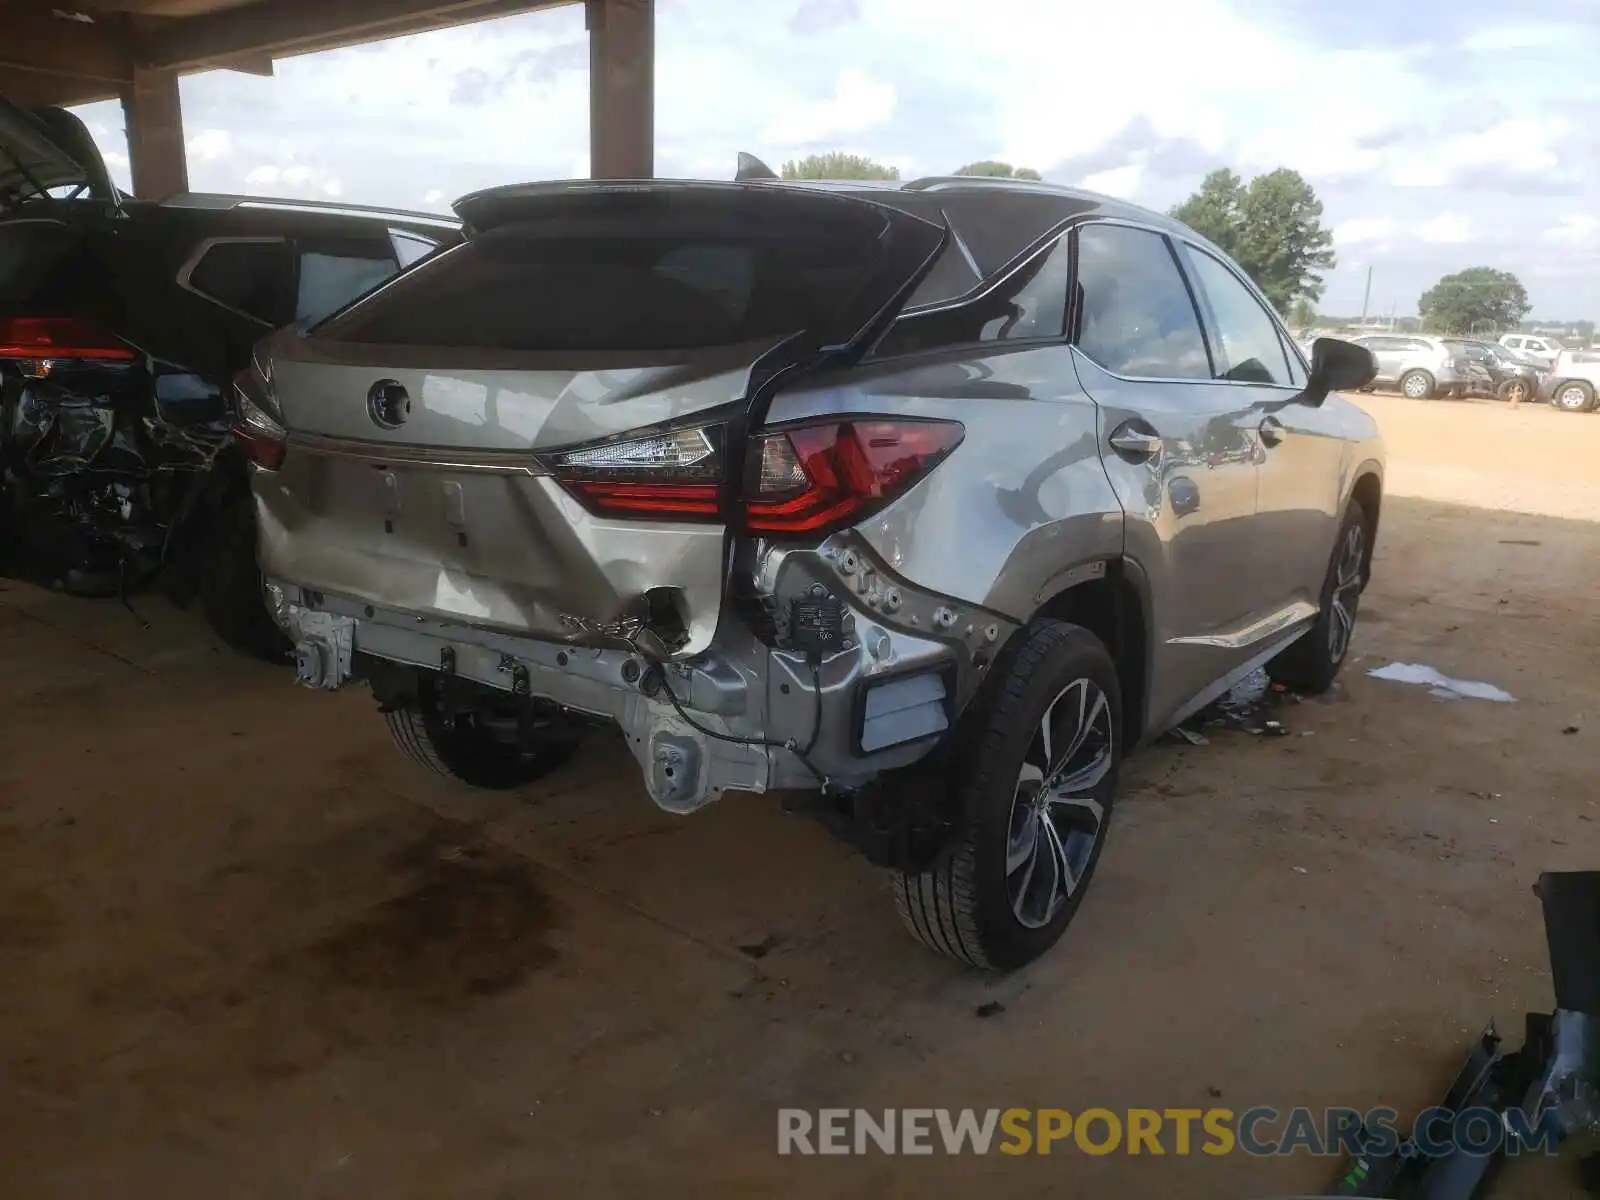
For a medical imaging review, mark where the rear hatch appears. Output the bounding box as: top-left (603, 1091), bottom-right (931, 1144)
top-left (250, 181), bottom-right (945, 654)
top-left (0, 100), bottom-right (118, 214)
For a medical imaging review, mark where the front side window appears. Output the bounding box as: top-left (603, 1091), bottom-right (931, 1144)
top-left (1178, 244), bottom-right (1293, 386)
top-left (295, 239), bottom-right (400, 326)
top-left (1073, 224), bottom-right (1210, 379)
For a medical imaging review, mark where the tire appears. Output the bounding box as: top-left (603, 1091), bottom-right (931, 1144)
top-left (1497, 378), bottom-right (1531, 405)
top-left (1552, 381), bottom-right (1597, 413)
top-left (892, 620), bottom-right (1121, 971)
top-left (385, 677), bottom-right (579, 790)
top-left (1399, 370), bottom-right (1435, 400)
top-left (1267, 498), bottom-right (1369, 695)
top-left (199, 494), bottom-right (291, 663)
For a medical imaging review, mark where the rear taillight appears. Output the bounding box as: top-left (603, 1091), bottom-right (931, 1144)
top-left (231, 368), bottom-right (287, 470)
top-left (548, 426), bottom-right (724, 517)
top-left (0, 316), bottom-right (137, 370)
top-left (743, 418), bottom-right (963, 534)
top-left (547, 417), bottom-right (963, 533)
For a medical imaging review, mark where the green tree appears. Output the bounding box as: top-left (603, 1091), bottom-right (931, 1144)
top-left (1288, 297), bottom-right (1317, 330)
top-left (780, 152), bottom-right (900, 181)
top-left (1417, 268), bottom-right (1531, 335)
top-left (1169, 167), bottom-right (1336, 314)
top-left (953, 160), bottom-right (1043, 180)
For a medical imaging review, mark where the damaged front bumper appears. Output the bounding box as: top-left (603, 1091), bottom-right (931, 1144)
top-left (269, 533), bottom-right (1018, 813)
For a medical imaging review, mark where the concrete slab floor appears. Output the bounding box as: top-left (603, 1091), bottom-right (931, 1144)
top-left (1, 395), bottom-right (1597, 1198)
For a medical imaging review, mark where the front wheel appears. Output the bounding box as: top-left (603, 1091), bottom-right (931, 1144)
top-left (1552, 381), bottom-right (1597, 413)
top-left (1268, 498), bottom-right (1369, 694)
top-left (1399, 370), bottom-right (1435, 400)
top-left (892, 620), bottom-right (1120, 971)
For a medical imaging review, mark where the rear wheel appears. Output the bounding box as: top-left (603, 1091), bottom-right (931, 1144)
top-left (1553, 381), bottom-right (1596, 413)
top-left (385, 678), bottom-right (580, 790)
top-left (1399, 370), bottom-right (1435, 400)
top-left (892, 620), bottom-right (1120, 971)
top-left (1497, 378), bottom-right (1531, 405)
top-left (1268, 498), bottom-right (1368, 695)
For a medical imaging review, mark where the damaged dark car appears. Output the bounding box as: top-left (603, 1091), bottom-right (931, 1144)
top-left (0, 98), bottom-right (459, 654)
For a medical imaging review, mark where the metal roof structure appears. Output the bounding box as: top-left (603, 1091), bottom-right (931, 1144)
top-left (1, 0), bottom-right (653, 196)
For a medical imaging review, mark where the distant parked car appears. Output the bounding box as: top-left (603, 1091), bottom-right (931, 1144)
top-left (1351, 334), bottom-right (1489, 399)
top-left (1499, 333), bottom-right (1564, 368)
top-left (1444, 339), bottom-right (1545, 404)
top-left (0, 97), bottom-right (460, 656)
top-left (1541, 348), bottom-right (1600, 413)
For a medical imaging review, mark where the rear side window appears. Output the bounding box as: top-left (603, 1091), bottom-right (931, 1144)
top-left (389, 230), bottom-right (439, 269)
top-left (1073, 224), bottom-right (1210, 379)
top-left (1178, 244), bottom-right (1293, 385)
top-left (323, 222), bottom-right (895, 352)
top-left (873, 235), bottom-right (1070, 357)
top-left (184, 239), bottom-right (295, 326)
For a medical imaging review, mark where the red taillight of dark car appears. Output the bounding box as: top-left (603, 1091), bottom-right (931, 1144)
top-left (229, 368), bottom-right (288, 471)
top-left (546, 417), bottom-right (963, 535)
top-left (0, 316), bottom-right (137, 365)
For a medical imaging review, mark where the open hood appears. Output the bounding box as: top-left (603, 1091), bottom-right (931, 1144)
top-left (0, 99), bottom-right (119, 214)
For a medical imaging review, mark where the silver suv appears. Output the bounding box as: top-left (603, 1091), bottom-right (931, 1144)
top-left (1543, 347), bottom-right (1600, 412)
top-left (1352, 334), bottom-right (1487, 399)
top-left (237, 176), bottom-right (1383, 970)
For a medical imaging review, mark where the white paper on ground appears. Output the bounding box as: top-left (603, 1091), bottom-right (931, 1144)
top-left (1367, 662), bottom-right (1516, 703)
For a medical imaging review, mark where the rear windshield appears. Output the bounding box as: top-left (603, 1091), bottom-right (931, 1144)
top-left (319, 219), bottom-right (905, 353)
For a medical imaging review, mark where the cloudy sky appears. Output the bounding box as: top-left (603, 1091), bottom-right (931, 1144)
top-left (72, 0), bottom-right (1599, 319)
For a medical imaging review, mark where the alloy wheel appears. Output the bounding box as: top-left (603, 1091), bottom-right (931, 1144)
top-left (1328, 520), bottom-right (1365, 663)
top-left (1005, 678), bottom-right (1115, 930)
top-left (1402, 374), bottom-right (1430, 399)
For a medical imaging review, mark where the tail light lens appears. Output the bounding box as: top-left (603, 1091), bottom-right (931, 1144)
top-left (547, 417), bottom-right (963, 533)
top-left (230, 366), bottom-right (288, 470)
top-left (548, 426), bottom-right (724, 517)
top-left (743, 418), bottom-right (963, 534)
top-left (0, 316), bottom-right (137, 373)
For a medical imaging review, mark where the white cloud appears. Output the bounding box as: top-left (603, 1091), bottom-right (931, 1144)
top-left (1078, 163), bottom-right (1144, 199)
top-left (186, 128), bottom-right (233, 161)
top-left (1335, 218), bottom-right (1398, 246)
top-left (243, 164), bottom-right (280, 187)
top-left (759, 69), bottom-right (897, 145)
top-left (322, 179), bottom-right (344, 197)
top-left (1543, 215), bottom-right (1600, 247)
top-left (1392, 118), bottom-right (1566, 187)
top-left (1417, 213), bottom-right (1475, 244)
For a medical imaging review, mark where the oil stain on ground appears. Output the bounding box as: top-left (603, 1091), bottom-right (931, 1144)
top-left (291, 820), bottom-right (559, 1008)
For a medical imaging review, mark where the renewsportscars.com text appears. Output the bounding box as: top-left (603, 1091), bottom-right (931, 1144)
top-left (777, 1106), bottom-right (1562, 1157)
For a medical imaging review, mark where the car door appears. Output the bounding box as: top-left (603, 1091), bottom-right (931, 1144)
top-left (1363, 336), bottom-right (1403, 385)
top-left (1066, 221), bottom-right (1267, 729)
top-left (1175, 241), bottom-right (1345, 629)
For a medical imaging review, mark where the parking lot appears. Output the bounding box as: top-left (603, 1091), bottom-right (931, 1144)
top-left (1, 393), bottom-right (1596, 1198)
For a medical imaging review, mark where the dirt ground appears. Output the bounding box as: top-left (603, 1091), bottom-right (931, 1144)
top-left (2, 393), bottom-right (1597, 1199)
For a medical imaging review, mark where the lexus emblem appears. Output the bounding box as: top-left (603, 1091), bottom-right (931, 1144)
top-left (367, 379), bottom-right (410, 430)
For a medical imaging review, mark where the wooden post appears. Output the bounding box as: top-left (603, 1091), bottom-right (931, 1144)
top-left (121, 68), bottom-right (189, 199)
top-left (587, 0), bottom-right (654, 179)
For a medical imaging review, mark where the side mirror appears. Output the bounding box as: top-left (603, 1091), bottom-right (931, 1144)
top-left (1302, 337), bottom-right (1377, 406)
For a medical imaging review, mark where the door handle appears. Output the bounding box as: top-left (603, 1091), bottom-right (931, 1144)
top-left (1109, 425), bottom-right (1163, 459)
top-left (1258, 415), bottom-right (1286, 447)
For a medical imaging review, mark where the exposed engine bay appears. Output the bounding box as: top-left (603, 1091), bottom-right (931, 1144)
top-left (0, 363), bottom-right (231, 599)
